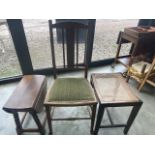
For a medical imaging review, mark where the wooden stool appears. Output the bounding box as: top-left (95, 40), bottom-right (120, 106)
top-left (91, 73), bottom-right (143, 135)
top-left (3, 75), bottom-right (47, 135)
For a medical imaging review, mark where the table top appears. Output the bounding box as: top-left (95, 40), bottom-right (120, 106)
top-left (3, 75), bottom-right (46, 112)
top-left (124, 26), bottom-right (155, 38)
top-left (91, 73), bottom-right (141, 106)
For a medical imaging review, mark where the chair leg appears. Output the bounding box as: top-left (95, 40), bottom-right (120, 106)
top-left (45, 106), bottom-right (53, 134)
top-left (138, 61), bottom-right (155, 91)
top-left (30, 111), bottom-right (45, 135)
top-left (124, 104), bottom-right (142, 135)
top-left (137, 82), bottom-right (142, 90)
top-left (112, 34), bottom-right (122, 68)
top-left (138, 78), bottom-right (148, 91)
top-left (93, 104), bottom-right (105, 135)
top-left (90, 104), bottom-right (97, 134)
top-left (13, 112), bottom-right (22, 135)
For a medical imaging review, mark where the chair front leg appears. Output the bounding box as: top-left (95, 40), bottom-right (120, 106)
top-left (138, 63), bottom-right (155, 91)
top-left (93, 104), bottom-right (105, 135)
top-left (45, 106), bottom-right (53, 134)
top-left (90, 104), bottom-right (97, 134)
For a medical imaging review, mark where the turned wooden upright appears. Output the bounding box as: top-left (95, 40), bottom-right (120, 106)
top-left (3, 75), bottom-right (47, 135)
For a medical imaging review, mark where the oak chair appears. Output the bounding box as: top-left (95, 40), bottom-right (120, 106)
top-left (44, 20), bottom-right (97, 134)
top-left (126, 54), bottom-right (155, 91)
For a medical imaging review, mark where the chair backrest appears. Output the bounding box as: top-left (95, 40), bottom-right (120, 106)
top-left (48, 20), bottom-right (89, 79)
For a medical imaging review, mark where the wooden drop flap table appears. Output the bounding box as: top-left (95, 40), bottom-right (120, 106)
top-left (3, 75), bottom-right (47, 135)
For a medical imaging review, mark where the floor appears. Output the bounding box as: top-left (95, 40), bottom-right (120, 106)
top-left (0, 64), bottom-right (155, 135)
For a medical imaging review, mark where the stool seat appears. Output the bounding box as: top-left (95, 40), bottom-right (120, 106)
top-left (91, 73), bottom-right (139, 105)
top-left (128, 61), bottom-right (155, 79)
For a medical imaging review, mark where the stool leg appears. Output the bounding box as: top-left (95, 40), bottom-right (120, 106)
top-left (124, 104), bottom-right (142, 135)
top-left (93, 104), bottom-right (105, 135)
top-left (31, 111), bottom-right (45, 135)
top-left (90, 104), bottom-right (97, 134)
top-left (13, 112), bottom-right (22, 135)
top-left (45, 106), bottom-right (53, 134)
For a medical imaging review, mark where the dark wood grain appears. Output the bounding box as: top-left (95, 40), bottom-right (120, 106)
top-left (51, 21), bottom-right (88, 29)
top-left (3, 75), bottom-right (46, 112)
top-left (76, 29), bottom-right (79, 66)
top-left (62, 28), bottom-right (66, 68)
top-left (49, 20), bottom-right (57, 79)
top-left (66, 28), bottom-right (75, 68)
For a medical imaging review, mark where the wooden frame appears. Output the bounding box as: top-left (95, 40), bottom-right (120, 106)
top-left (11, 111), bottom-right (46, 135)
top-left (49, 20), bottom-right (89, 79)
top-left (139, 57), bottom-right (155, 90)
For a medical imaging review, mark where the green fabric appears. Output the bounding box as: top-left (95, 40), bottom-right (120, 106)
top-left (48, 78), bottom-right (95, 102)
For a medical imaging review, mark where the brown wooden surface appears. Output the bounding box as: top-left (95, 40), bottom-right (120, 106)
top-left (121, 32), bottom-right (144, 56)
top-left (124, 26), bottom-right (155, 38)
top-left (3, 75), bottom-right (47, 112)
top-left (91, 73), bottom-right (140, 105)
top-left (119, 30), bottom-right (155, 56)
top-left (121, 32), bottom-right (138, 43)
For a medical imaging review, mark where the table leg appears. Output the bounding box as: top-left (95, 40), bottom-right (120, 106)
top-left (90, 104), bottom-right (97, 134)
top-left (112, 33), bottom-right (122, 68)
top-left (45, 106), bottom-right (53, 134)
top-left (31, 111), bottom-right (45, 135)
top-left (124, 103), bottom-right (142, 135)
top-left (129, 44), bottom-right (134, 54)
top-left (93, 104), bottom-right (105, 135)
top-left (13, 112), bottom-right (22, 135)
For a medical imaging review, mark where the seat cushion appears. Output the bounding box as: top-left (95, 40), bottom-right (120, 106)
top-left (46, 78), bottom-right (96, 103)
top-left (128, 61), bottom-right (154, 79)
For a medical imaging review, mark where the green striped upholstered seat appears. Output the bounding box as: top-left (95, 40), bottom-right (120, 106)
top-left (45, 78), bottom-right (96, 105)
